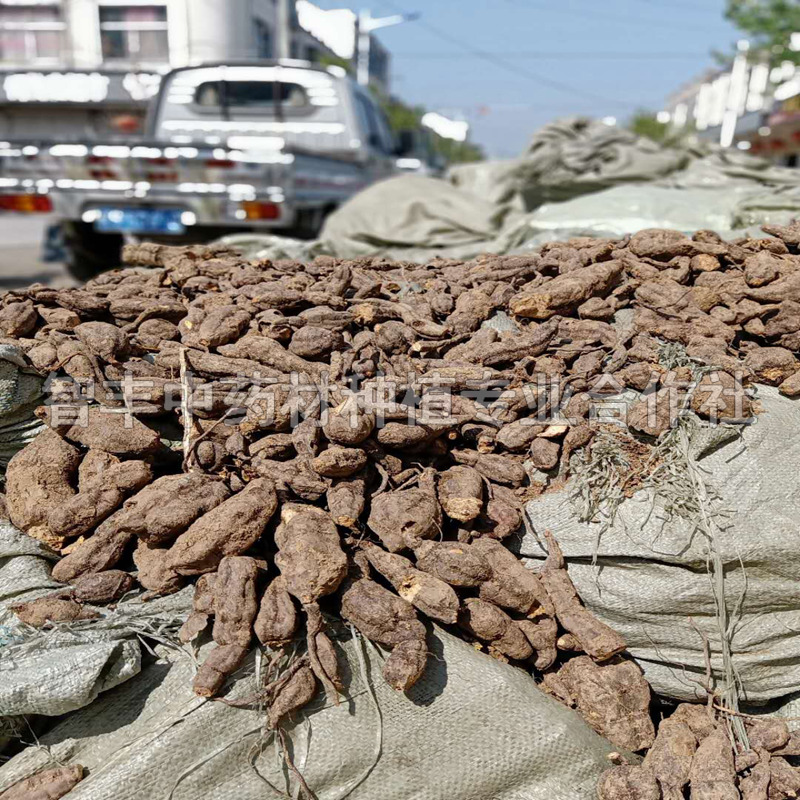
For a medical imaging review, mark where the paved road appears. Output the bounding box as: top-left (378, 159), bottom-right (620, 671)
top-left (0, 214), bottom-right (75, 290)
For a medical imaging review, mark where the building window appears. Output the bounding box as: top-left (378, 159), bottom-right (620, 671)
top-left (99, 5), bottom-right (169, 63)
top-left (0, 4), bottom-right (65, 64)
top-left (254, 18), bottom-right (272, 59)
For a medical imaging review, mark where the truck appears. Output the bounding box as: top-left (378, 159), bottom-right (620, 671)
top-left (0, 60), bottom-right (406, 279)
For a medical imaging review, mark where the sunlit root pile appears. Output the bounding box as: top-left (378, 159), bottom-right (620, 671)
top-left (3, 224), bottom-right (800, 794)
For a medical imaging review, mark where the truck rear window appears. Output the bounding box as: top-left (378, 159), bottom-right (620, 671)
top-left (194, 81), bottom-right (310, 111)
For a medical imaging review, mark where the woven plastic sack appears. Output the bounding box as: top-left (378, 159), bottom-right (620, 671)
top-left (0, 626), bottom-right (618, 800)
top-left (521, 386), bottom-right (800, 705)
top-left (499, 184), bottom-right (747, 250)
top-left (0, 523), bottom-right (191, 718)
top-left (0, 344), bottom-right (44, 466)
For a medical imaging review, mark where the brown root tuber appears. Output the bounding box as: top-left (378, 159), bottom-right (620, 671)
top-left (458, 597), bottom-right (533, 661)
top-left (557, 655), bottom-right (655, 752)
top-left (212, 556), bottom-right (259, 647)
top-left (274, 504), bottom-right (348, 604)
top-left (539, 530), bottom-right (626, 661)
top-left (413, 540), bottom-right (491, 588)
top-left (11, 597), bottom-right (100, 627)
top-left (169, 478), bottom-right (278, 575)
top-left (436, 465), bottom-right (484, 523)
top-left (362, 542), bottom-right (460, 624)
top-left (0, 764), bottom-right (85, 800)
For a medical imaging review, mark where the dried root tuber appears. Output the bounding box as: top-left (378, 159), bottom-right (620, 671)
top-left (340, 578), bottom-right (428, 691)
top-left (362, 543), bottom-right (460, 624)
top-left (254, 577), bottom-right (298, 648)
top-left (133, 540), bottom-right (183, 595)
top-left (413, 540), bottom-right (491, 588)
top-left (471, 537), bottom-right (554, 616)
top-left (125, 474), bottom-right (230, 546)
top-left (0, 764), bottom-right (85, 800)
top-left (688, 729), bottom-right (738, 800)
top-left (169, 479), bottom-right (278, 575)
top-left (69, 570), bottom-right (134, 603)
top-left (597, 765), bottom-right (660, 800)
top-left (6, 428), bottom-right (80, 546)
top-left (436, 465), bottom-right (484, 523)
top-left (212, 556), bottom-right (259, 648)
top-left (326, 474), bottom-right (366, 529)
top-left (458, 597), bottom-right (533, 661)
top-left (193, 644), bottom-right (249, 698)
top-left (274, 504), bottom-right (348, 604)
top-left (47, 460), bottom-right (152, 541)
top-left (11, 597), bottom-right (100, 627)
top-left (178, 573), bottom-right (215, 643)
top-left (51, 509), bottom-right (137, 582)
top-left (557, 655), bottom-right (655, 752)
top-left (517, 616), bottom-right (558, 670)
top-left (367, 469), bottom-right (441, 552)
top-left (268, 664), bottom-right (317, 728)
top-left (643, 717), bottom-right (697, 800)
top-left (311, 445), bottom-right (367, 477)
top-left (539, 530), bottom-right (625, 660)
top-left (6, 231), bottom-right (796, 758)
top-left (38, 405), bottom-right (161, 456)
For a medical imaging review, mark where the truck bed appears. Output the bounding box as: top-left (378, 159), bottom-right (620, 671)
top-left (0, 137), bottom-right (368, 231)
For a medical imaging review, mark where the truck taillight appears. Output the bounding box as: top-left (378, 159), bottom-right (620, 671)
top-left (240, 201), bottom-right (280, 220)
top-left (0, 194), bottom-right (53, 213)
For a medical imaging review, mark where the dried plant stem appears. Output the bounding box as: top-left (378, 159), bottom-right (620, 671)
top-left (179, 347), bottom-right (193, 468)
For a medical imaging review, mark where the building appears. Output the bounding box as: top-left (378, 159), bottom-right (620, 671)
top-left (0, 0), bottom-right (392, 138)
top-left (295, 0), bottom-right (391, 90)
top-left (662, 39), bottom-right (800, 166)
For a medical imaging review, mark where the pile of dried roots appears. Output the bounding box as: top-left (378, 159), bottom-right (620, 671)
top-left (3, 223), bottom-right (800, 798)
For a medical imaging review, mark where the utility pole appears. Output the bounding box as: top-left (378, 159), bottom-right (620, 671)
top-left (356, 9), bottom-right (419, 86)
top-left (720, 39), bottom-right (750, 148)
top-left (277, 0), bottom-right (292, 60)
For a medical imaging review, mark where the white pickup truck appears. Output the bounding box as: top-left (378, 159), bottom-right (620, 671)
top-left (0, 61), bottom-right (405, 279)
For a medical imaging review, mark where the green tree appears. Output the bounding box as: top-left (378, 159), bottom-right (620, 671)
top-left (316, 54), bottom-right (484, 164)
top-left (725, 0), bottom-right (800, 65)
top-left (372, 89), bottom-right (484, 165)
top-left (627, 109), bottom-right (694, 146)
top-left (628, 110), bottom-right (670, 144)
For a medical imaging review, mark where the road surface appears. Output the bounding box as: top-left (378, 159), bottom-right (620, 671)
top-left (0, 214), bottom-right (75, 290)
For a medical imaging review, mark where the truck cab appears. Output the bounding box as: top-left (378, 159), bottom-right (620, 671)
top-left (150, 61), bottom-right (398, 171)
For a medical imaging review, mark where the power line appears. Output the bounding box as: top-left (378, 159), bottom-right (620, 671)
top-left (503, 0), bottom-right (716, 34)
top-left (392, 50), bottom-right (709, 60)
top-left (381, 0), bottom-right (638, 107)
top-left (633, 0), bottom-right (721, 14)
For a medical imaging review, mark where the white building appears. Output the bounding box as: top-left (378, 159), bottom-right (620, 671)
top-left (0, 0), bottom-right (297, 71)
top-left (0, 0), bottom-right (391, 137)
top-left (662, 38), bottom-right (800, 165)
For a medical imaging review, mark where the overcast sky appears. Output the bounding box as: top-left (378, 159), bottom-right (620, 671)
top-left (313, 0), bottom-right (743, 158)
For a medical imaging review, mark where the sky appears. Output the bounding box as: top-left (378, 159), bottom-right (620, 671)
top-left (312, 0), bottom-right (743, 158)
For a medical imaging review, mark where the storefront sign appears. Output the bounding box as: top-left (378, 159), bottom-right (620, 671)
top-left (0, 70), bottom-right (162, 105)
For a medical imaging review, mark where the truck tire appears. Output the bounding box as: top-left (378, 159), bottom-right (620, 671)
top-left (294, 207), bottom-right (327, 239)
top-left (63, 222), bottom-right (124, 282)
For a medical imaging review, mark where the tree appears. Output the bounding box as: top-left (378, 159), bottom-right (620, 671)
top-left (627, 110), bottom-right (694, 146)
top-left (725, 0), bottom-right (800, 65)
top-left (372, 90), bottom-right (484, 165)
top-left (318, 53), bottom-right (484, 164)
top-left (628, 111), bottom-right (670, 144)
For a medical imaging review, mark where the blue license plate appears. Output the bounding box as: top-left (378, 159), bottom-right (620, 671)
top-left (94, 207), bottom-right (186, 235)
